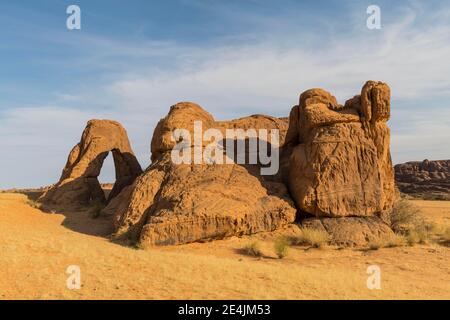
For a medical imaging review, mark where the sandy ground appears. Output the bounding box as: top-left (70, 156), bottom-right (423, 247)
top-left (0, 193), bottom-right (449, 300)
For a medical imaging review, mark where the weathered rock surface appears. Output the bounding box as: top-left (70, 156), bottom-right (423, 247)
top-left (285, 81), bottom-right (395, 218)
top-left (107, 102), bottom-right (296, 246)
top-left (44, 81), bottom-right (396, 247)
top-left (39, 120), bottom-right (142, 209)
top-left (395, 159), bottom-right (450, 200)
top-left (301, 216), bottom-right (395, 247)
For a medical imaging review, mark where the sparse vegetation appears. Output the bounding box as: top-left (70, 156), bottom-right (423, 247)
top-left (294, 227), bottom-right (330, 248)
top-left (367, 240), bottom-right (383, 250)
top-left (242, 241), bottom-right (263, 257)
top-left (389, 198), bottom-right (437, 246)
top-left (390, 198), bottom-right (424, 233)
top-left (26, 199), bottom-right (42, 209)
top-left (406, 228), bottom-right (429, 246)
top-left (440, 227), bottom-right (450, 246)
top-left (367, 234), bottom-right (407, 250)
top-left (385, 234), bottom-right (406, 248)
top-left (274, 237), bottom-right (290, 259)
top-left (90, 202), bottom-right (105, 219)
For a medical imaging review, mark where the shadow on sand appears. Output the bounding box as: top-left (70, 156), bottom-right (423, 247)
top-left (21, 190), bottom-right (115, 238)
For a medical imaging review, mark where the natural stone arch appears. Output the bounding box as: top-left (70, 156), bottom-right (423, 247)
top-left (39, 120), bottom-right (142, 209)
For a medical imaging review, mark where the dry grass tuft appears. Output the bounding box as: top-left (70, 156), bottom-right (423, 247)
top-left (294, 227), bottom-right (330, 248)
top-left (405, 229), bottom-right (428, 246)
top-left (26, 199), bottom-right (42, 210)
top-left (390, 198), bottom-right (437, 245)
top-left (368, 234), bottom-right (407, 250)
top-left (274, 237), bottom-right (290, 259)
top-left (385, 234), bottom-right (407, 248)
top-left (242, 241), bottom-right (263, 257)
top-left (367, 240), bottom-right (383, 250)
top-left (390, 198), bottom-right (425, 233)
top-left (440, 227), bottom-right (450, 246)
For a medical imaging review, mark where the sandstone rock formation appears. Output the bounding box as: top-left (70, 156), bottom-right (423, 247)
top-left (43, 81), bottom-right (396, 247)
top-left (285, 81), bottom-right (395, 218)
top-left (105, 102), bottom-right (296, 246)
top-left (395, 159), bottom-right (450, 200)
top-left (39, 120), bottom-right (142, 209)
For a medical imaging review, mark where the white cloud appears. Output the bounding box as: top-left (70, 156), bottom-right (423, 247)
top-left (1, 3), bottom-right (450, 188)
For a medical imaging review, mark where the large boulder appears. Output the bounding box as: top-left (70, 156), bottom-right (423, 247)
top-left (301, 216), bottom-right (395, 247)
top-left (286, 81), bottom-right (395, 217)
top-left (39, 120), bottom-right (142, 209)
top-left (106, 102), bottom-right (296, 246)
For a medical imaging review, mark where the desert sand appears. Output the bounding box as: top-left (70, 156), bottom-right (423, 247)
top-left (0, 192), bottom-right (448, 300)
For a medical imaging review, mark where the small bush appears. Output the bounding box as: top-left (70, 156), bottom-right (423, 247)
top-left (406, 229), bottom-right (428, 246)
top-left (440, 227), bottom-right (450, 246)
top-left (90, 202), bottom-right (105, 219)
top-left (385, 234), bottom-right (406, 248)
top-left (27, 199), bottom-right (42, 209)
top-left (243, 241), bottom-right (263, 257)
top-left (444, 228), bottom-right (450, 241)
top-left (274, 237), bottom-right (290, 259)
top-left (294, 227), bottom-right (330, 248)
top-left (389, 198), bottom-right (436, 246)
top-left (390, 198), bottom-right (425, 234)
top-left (367, 240), bottom-right (383, 250)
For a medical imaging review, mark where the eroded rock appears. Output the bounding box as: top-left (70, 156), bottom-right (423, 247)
top-left (108, 102), bottom-right (296, 246)
top-left (286, 81), bottom-right (395, 218)
top-left (39, 120), bottom-right (142, 209)
top-left (395, 159), bottom-right (450, 200)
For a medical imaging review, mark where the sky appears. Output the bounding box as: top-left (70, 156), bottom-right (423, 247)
top-left (0, 0), bottom-right (449, 188)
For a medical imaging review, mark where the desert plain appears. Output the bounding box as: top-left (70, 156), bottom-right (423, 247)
top-left (0, 191), bottom-right (448, 300)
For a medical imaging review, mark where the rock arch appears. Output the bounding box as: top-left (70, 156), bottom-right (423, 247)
top-left (39, 119), bottom-right (142, 209)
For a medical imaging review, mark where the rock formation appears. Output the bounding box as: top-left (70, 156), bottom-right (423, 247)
top-left (105, 102), bottom-right (296, 246)
top-left (43, 80), bottom-right (396, 247)
top-left (285, 81), bottom-right (395, 218)
top-left (395, 159), bottom-right (450, 200)
top-left (282, 81), bottom-right (395, 245)
top-left (39, 120), bottom-right (142, 209)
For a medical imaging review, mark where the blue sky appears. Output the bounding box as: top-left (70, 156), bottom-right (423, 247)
top-left (1, 0), bottom-right (449, 188)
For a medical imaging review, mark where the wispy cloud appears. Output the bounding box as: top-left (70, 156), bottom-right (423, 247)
top-left (0, 1), bottom-right (449, 188)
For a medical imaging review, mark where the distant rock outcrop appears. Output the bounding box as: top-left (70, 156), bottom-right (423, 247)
top-left (39, 120), bottom-right (142, 209)
top-left (395, 159), bottom-right (450, 200)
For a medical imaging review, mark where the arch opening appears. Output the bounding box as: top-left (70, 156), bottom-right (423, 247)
top-left (98, 151), bottom-right (116, 201)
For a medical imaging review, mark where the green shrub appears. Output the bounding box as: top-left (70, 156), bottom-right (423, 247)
top-left (274, 237), bottom-right (290, 259)
top-left (90, 202), bottom-right (105, 219)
